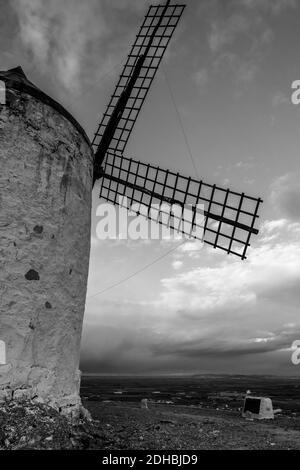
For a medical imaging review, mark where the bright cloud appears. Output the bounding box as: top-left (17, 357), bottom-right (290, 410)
top-left (172, 260), bottom-right (183, 270)
top-left (158, 218), bottom-right (300, 311)
top-left (82, 207), bottom-right (300, 373)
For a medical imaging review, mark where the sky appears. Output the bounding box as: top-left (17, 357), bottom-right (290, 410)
top-left (1, 0), bottom-right (300, 376)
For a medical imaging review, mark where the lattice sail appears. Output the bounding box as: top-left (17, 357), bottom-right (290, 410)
top-left (92, 3), bottom-right (185, 164)
top-left (99, 153), bottom-right (263, 260)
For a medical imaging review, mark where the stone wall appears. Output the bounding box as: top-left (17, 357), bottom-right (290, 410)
top-left (0, 85), bottom-right (94, 417)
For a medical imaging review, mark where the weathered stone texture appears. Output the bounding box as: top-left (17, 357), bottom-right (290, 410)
top-left (0, 87), bottom-right (94, 413)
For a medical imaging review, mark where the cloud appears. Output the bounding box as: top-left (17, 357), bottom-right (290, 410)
top-left (82, 209), bottom-right (300, 374)
top-left (169, 215), bottom-right (300, 317)
top-left (193, 68), bottom-right (209, 91)
top-left (11, 0), bottom-right (153, 93)
top-left (238, 0), bottom-right (297, 15)
top-left (235, 160), bottom-right (254, 169)
top-left (205, 2), bottom-right (274, 87)
top-left (172, 260), bottom-right (183, 270)
top-left (270, 173), bottom-right (300, 221)
top-left (151, 325), bottom-right (300, 358)
top-left (141, 217), bottom-right (300, 366)
top-left (12, 0), bottom-right (107, 91)
top-left (208, 14), bottom-right (251, 54)
top-left (83, 171), bottom-right (300, 374)
top-left (178, 240), bottom-right (204, 255)
top-left (236, 61), bottom-right (259, 84)
top-left (271, 91), bottom-right (290, 107)
top-left (82, 171), bottom-right (300, 375)
top-left (107, 0), bottom-right (153, 12)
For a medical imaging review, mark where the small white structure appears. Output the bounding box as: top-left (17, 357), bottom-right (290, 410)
top-left (141, 398), bottom-right (149, 410)
top-left (0, 340), bottom-right (6, 364)
top-left (242, 396), bottom-right (274, 420)
top-left (0, 80), bottom-right (5, 105)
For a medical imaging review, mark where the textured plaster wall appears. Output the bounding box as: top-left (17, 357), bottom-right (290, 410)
top-left (0, 88), bottom-right (94, 412)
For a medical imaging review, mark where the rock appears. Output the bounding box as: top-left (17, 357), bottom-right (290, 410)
top-left (80, 405), bottom-right (92, 422)
top-left (32, 396), bottom-right (45, 405)
top-left (48, 400), bottom-right (59, 412)
top-left (0, 389), bottom-right (12, 403)
top-left (0, 400), bottom-right (98, 450)
top-left (62, 405), bottom-right (80, 421)
top-left (13, 389), bottom-right (32, 401)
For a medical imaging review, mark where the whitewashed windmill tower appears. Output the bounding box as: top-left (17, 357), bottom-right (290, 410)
top-left (0, 66), bottom-right (93, 415)
top-left (0, 1), bottom-right (262, 416)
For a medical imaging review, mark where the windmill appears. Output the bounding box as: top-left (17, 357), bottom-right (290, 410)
top-left (92, 0), bottom-right (263, 260)
top-left (0, 0), bottom-right (263, 417)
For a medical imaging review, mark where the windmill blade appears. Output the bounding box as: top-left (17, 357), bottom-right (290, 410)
top-left (92, 2), bottom-right (186, 180)
top-left (99, 153), bottom-right (263, 260)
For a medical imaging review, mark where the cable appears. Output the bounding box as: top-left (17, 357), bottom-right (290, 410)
top-left (87, 239), bottom-right (187, 300)
top-left (162, 67), bottom-right (200, 180)
top-left (87, 62), bottom-right (201, 300)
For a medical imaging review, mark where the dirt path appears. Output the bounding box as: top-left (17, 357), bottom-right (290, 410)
top-left (84, 401), bottom-right (300, 450)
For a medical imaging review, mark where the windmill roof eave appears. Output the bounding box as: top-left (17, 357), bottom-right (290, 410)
top-left (0, 66), bottom-right (92, 148)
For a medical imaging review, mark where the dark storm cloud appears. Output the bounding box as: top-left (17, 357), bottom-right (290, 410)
top-left (80, 297), bottom-right (300, 373)
top-left (149, 330), bottom-right (296, 359)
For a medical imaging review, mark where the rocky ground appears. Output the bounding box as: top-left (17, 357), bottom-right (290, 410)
top-left (0, 400), bottom-right (300, 450)
top-left (0, 401), bottom-right (100, 450)
top-left (84, 401), bottom-right (300, 450)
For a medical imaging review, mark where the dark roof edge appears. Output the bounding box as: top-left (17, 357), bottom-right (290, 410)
top-left (0, 73), bottom-right (92, 148)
